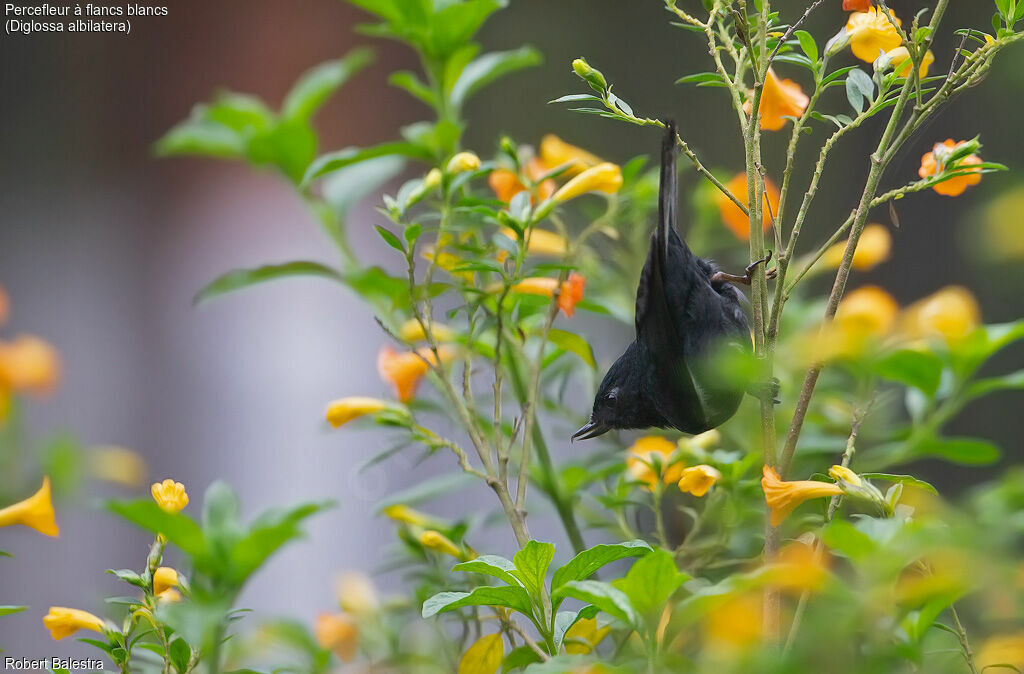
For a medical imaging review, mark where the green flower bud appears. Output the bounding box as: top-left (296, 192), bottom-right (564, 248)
top-left (572, 57), bottom-right (607, 93)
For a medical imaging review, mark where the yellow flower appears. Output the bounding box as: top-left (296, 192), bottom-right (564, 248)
top-left (89, 446), bottom-right (147, 487)
top-left (762, 541), bottom-right (829, 594)
top-left (489, 158), bottom-right (556, 204)
top-left (153, 567), bottom-right (178, 596)
top-left (335, 572), bottom-right (379, 616)
top-left (446, 152), bottom-right (481, 175)
top-left (377, 344), bottom-right (457, 402)
top-left (704, 593), bottom-right (761, 652)
top-left (626, 436), bottom-right (682, 490)
top-left (677, 465), bottom-right (721, 497)
top-left (550, 163), bottom-right (623, 203)
top-left (918, 139), bottom-right (984, 197)
top-left (828, 464), bottom-right (862, 488)
top-left (822, 224), bottom-right (891, 270)
top-left (687, 429), bottom-right (721, 450)
top-left (745, 68), bottom-right (809, 131)
top-left (564, 617), bottom-right (611, 655)
top-left (326, 396), bottom-right (389, 428)
top-left (43, 607), bottom-right (107, 640)
top-left (901, 286), bottom-right (981, 342)
top-left (420, 530), bottom-right (465, 559)
top-left (761, 465), bottom-right (842, 526)
top-left (0, 476), bottom-right (59, 536)
top-left (715, 174), bottom-right (779, 241)
top-left (315, 612), bottom-right (358, 662)
top-left (151, 479), bottom-right (189, 514)
top-left (885, 46), bottom-right (934, 79)
top-left (383, 504), bottom-right (431, 527)
top-left (397, 319), bottom-right (455, 343)
top-left (0, 335), bottom-right (61, 395)
top-left (977, 632), bottom-right (1024, 672)
top-left (500, 227), bottom-right (569, 257)
top-left (835, 285), bottom-right (899, 337)
top-left (539, 135), bottom-right (602, 176)
top-left (156, 588), bottom-right (182, 602)
top-left (846, 8), bottom-right (903, 63)
top-left (510, 273), bottom-right (586, 317)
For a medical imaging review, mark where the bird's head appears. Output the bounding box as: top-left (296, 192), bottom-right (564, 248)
top-left (572, 344), bottom-right (658, 441)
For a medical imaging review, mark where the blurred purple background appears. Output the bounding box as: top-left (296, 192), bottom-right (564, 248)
top-left (2, 0), bottom-right (1022, 659)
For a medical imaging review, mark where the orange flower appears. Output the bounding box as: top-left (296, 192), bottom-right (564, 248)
top-left (539, 135), bottom-right (602, 176)
top-left (489, 158), bottom-right (556, 204)
top-left (846, 8), bottom-right (903, 63)
top-left (843, 0), bottom-right (871, 10)
top-left (744, 68), bottom-right (809, 131)
top-left (0, 285), bottom-right (8, 327)
top-left (315, 612), bottom-right (358, 662)
top-left (377, 345), bottom-right (456, 402)
top-left (510, 273), bottom-right (586, 317)
top-left (918, 139), bottom-right (983, 197)
top-left (626, 436), bottom-right (681, 490)
top-left (715, 174), bottom-right (779, 240)
top-left (0, 335), bottom-right (61, 395)
top-left (761, 465), bottom-right (842, 526)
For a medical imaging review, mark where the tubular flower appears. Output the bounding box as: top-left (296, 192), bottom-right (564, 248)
top-left (919, 139), bottom-right (983, 196)
top-left (745, 68), bottom-right (809, 131)
top-left (843, 0), bottom-right (871, 10)
top-left (823, 224), bottom-right (891, 270)
top-left (420, 530), bottom-right (464, 559)
top-left (762, 465), bottom-right (842, 526)
top-left (153, 567), bottom-right (178, 596)
top-left (397, 319), bottom-right (454, 343)
top-left (539, 135), bottom-right (602, 176)
top-left (0, 335), bottom-right (61, 395)
top-left (500, 227), bottom-right (569, 257)
top-left (677, 465), bottom-right (722, 497)
top-left (829, 465), bottom-right (862, 488)
top-left (846, 8), bottom-right (903, 63)
top-left (335, 571), bottom-right (379, 616)
top-left (315, 612), bottom-right (358, 662)
top-left (490, 158), bottom-right (556, 203)
top-left (564, 617), bottom-right (611, 655)
top-left (326, 397), bottom-right (389, 428)
top-left (445, 151), bottom-right (480, 175)
top-left (885, 46), bottom-right (935, 79)
top-left (151, 479), bottom-right (189, 514)
top-left (382, 504), bottom-right (431, 527)
top-left (89, 446), bottom-right (147, 487)
top-left (715, 174), bottom-right (779, 240)
top-left (901, 286), bottom-right (981, 342)
top-left (377, 344), bottom-right (456, 402)
top-left (626, 436), bottom-right (682, 490)
top-left (511, 273), bottom-right (586, 317)
top-left (0, 476), bottom-right (59, 536)
top-left (43, 607), bottom-right (107, 640)
top-left (550, 163), bottom-right (623, 203)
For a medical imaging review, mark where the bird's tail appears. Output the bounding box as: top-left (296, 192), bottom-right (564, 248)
top-left (658, 120), bottom-right (678, 261)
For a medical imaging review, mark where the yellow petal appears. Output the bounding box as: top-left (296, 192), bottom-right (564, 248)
top-left (315, 612), bottom-right (358, 662)
top-left (150, 479), bottom-right (189, 514)
top-left (43, 607), bottom-right (106, 640)
top-left (0, 476), bottom-right (59, 536)
top-left (823, 224), bottom-right (891, 270)
top-left (446, 152), bottom-right (481, 174)
top-left (846, 8), bottom-right (903, 63)
top-left (325, 396), bottom-right (389, 428)
top-left (677, 465), bottom-right (722, 497)
top-left (539, 135), bottom-right (602, 176)
top-left (153, 567), bottom-right (179, 596)
top-left (550, 163), bottom-right (622, 204)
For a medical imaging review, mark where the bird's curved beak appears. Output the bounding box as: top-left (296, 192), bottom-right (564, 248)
top-left (571, 420), bottom-right (609, 442)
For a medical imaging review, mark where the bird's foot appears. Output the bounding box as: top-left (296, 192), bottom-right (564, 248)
top-left (711, 251), bottom-right (776, 286)
top-left (748, 376), bottom-right (781, 405)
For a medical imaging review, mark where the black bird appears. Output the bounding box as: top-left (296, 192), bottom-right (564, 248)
top-left (572, 121), bottom-right (772, 441)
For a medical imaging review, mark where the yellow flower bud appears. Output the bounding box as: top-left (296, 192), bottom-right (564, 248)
top-left (151, 479), bottom-right (189, 514)
top-left (43, 607), bottom-right (107, 640)
top-left (828, 465), bottom-right (863, 488)
top-left (550, 163), bottom-right (623, 204)
top-left (315, 612), bottom-right (358, 662)
top-left (500, 227), bottom-right (569, 257)
top-left (156, 589), bottom-right (182, 603)
top-left (398, 319), bottom-right (455, 343)
top-left (689, 429), bottom-right (721, 450)
top-left (420, 530), bottom-right (464, 559)
top-left (382, 504), bottom-right (431, 527)
top-left (423, 168), bottom-right (442, 190)
top-left (0, 476), bottom-right (59, 536)
top-left (153, 567), bottom-right (178, 596)
top-left (539, 135), bottom-right (602, 176)
top-left (335, 572), bottom-right (379, 616)
top-left (446, 152), bottom-right (481, 175)
top-left (572, 57), bottom-right (607, 91)
top-left (325, 396), bottom-right (389, 428)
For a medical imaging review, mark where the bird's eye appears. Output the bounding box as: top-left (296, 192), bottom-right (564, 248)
top-left (606, 388), bottom-right (619, 400)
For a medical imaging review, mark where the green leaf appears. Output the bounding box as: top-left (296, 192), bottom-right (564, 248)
top-left (546, 330), bottom-right (596, 369)
top-left (193, 261), bottom-right (344, 305)
top-left (202, 481), bottom-right (244, 556)
top-left (376, 225), bottom-right (407, 253)
top-left (303, 142), bottom-right (433, 186)
top-left (913, 436), bottom-right (1001, 465)
top-left (551, 540), bottom-right (651, 596)
top-left (452, 555), bottom-right (521, 587)
top-left (873, 349), bottom-right (943, 396)
top-left (107, 501), bottom-right (208, 559)
top-left (321, 155), bottom-right (405, 218)
top-left (0, 606), bottom-right (26, 617)
top-left (430, 0), bottom-right (507, 58)
top-left (246, 118), bottom-right (318, 183)
top-left (558, 580), bottom-right (639, 628)
top-left (422, 586), bottom-right (534, 619)
top-left (511, 540), bottom-right (555, 599)
top-left (168, 637), bottom-right (192, 674)
top-left (450, 46), bottom-right (543, 109)
top-left (846, 69), bottom-right (874, 113)
top-left (458, 632), bottom-right (504, 674)
top-left (155, 120), bottom-right (245, 159)
top-left (966, 369), bottom-right (1024, 401)
top-left (859, 473), bottom-right (938, 494)
top-left (282, 48), bottom-right (374, 121)
top-left (501, 645), bottom-right (542, 672)
top-left (611, 548), bottom-right (689, 617)
top-left (551, 606), bottom-right (599, 653)
top-left (795, 30), bottom-right (818, 63)
top-left (107, 569), bottom-right (147, 589)
top-left (822, 519), bottom-right (877, 562)
top-left (230, 500), bottom-right (333, 584)
top-left (389, 71), bottom-right (438, 108)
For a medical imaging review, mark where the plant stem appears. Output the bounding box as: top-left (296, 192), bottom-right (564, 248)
top-left (950, 606), bottom-right (980, 674)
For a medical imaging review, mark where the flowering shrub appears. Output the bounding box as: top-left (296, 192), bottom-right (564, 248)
top-left (4, 0), bottom-right (1024, 672)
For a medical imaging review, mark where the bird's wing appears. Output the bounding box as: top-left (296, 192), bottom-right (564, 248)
top-left (634, 121), bottom-right (708, 432)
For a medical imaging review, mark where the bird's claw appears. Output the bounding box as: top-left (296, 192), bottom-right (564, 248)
top-left (749, 376), bottom-right (781, 404)
top-left (711, 251), bottom-right (777, 286)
